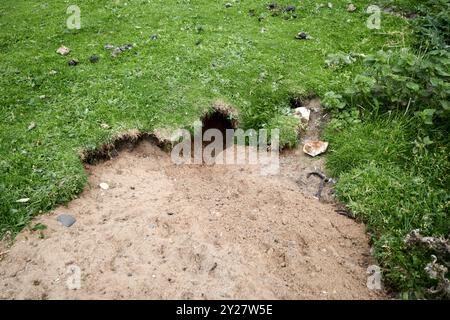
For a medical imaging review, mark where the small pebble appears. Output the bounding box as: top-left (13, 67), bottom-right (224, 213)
top-left (284, 5), bottom-right (296, 12)
top-left (57, 214), bottom-right (76, 227)
top-left (122, 44), bottom-right (133, 50)
top-left (295, 32), bottom-right (309, 40)
top-left (89, 55), bottom-right (99, 63)
top-left (99, 182), bottom-right (109, 190)
top-left (111, 47), bottom-right (122, 57)
top-left (56, 46), bottom-right (70, 56)
top-left (27, 122), bottom-right (36, 131)
top-left (68, 59), bottom-right (78, 66)
top-left (347, 4), bottom-right (356, 12)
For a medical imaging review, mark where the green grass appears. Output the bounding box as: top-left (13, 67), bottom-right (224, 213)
top-left (324, 118), bottom-right (450, 297)
top-left (325, 117), bottom-right (414, 176)
top-left (321, 0), bottom-right (450, 297)
top-left (0, 0), bottom-right (411, 237)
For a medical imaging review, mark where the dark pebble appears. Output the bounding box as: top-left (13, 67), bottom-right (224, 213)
top-left (57, 214), bottom-right (76, 227)
top-left (89, 55), bottom-right (99, 63)
top-left (295, 32), bottom-right (308, 40)
top-left (284, 5), bottom-right (296, 12)
top-left (68, 59), bottom-right (78, 66)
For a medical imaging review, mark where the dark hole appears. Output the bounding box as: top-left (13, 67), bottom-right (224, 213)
top-left (289, 94), bottom-right (316, 109)
top-left (201, 111), bottom-right (235, 151)
top-left (289, 97), bottom-right (303, 109)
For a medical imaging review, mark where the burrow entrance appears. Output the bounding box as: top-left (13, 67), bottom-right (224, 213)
top-left (201, 110), bottom-right (236, 151)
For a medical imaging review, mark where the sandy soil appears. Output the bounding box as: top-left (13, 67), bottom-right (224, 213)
top-left (0, 101), bottom-right (385, 300)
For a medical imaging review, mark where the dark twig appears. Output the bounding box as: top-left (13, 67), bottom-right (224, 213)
top-left (335, 209), bottom-right (356, 219)
top-left (307, 171), bottom-right (336, 199)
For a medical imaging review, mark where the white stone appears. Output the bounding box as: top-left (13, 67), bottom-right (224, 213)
top-left (56, 46), bottom-right (70, 55)
top-left (303, 141), bottom-right (329, 157)
top-left (99, 183), bottom-right (109, 190)
top-left (294, 107), bottom-right (311, 122)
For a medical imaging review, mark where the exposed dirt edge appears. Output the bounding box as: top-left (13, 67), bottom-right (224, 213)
top-left (79, 130), bottom-right (172, 165)
top-left (79, 100), bottom-right (241, 165)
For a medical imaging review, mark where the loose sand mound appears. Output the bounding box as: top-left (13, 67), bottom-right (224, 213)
top-left (0, 139), bottom-right (384, 299)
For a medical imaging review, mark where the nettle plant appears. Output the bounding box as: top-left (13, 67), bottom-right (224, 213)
top-left (414, 0), bottom-right (450, 51)
top-left (323, 48), bottom-right (450, 130)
